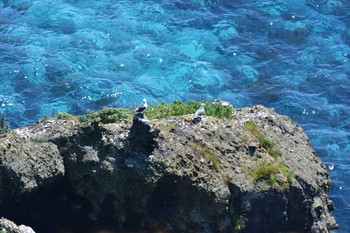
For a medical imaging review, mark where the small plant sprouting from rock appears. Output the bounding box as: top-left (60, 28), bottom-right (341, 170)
top-left (244, 120), bottom-right (258, 135)
top-left (167, 123), bottom-right (176, 132)
top-left (232, 213), bottom-right (247, 231)
top-left (0, 112), bottom-right (11, 134)
top-left (191, 141), bottom-right (221, 172)
top-left (258, 137), bottom-right (281, 159)
top-left (244, 120), bottom-right (281, 159)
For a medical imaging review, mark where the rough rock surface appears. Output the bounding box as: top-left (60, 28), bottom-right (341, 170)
top-left (0, 217), bottom-right (35, 233)
top-left (0, 106), bottom-right (337, 233)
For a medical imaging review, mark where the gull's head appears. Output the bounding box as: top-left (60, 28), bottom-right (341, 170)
top-left (143, 98), bottom-right (147, 102)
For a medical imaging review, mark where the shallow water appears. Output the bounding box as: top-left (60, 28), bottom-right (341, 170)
top-left (0, 0), bottom-right (349, 231)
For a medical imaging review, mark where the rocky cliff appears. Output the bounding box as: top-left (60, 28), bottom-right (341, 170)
top-left (0, 105), bottom-right (338, 233)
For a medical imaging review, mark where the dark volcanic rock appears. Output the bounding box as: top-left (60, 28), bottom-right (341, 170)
top-left (0, 132), bottom-right (64, 204)
top-left (0, 106), bottom-right (338, 233)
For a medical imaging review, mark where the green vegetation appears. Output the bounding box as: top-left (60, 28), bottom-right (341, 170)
top-left (232, 213), bottom-right (247, 231)
top-left (244, 120), bottom-right (258, 135)
top-left (244, 120), bottom-right (281, 159)
top-left (76, 100), bottom-right (232, 124)
top-left (251, 161), bottom-right (293, 188)
top-left (37, 114), bottom-right (50, 123)
top-left (31, 136), bottom-right (47, 143)
top-left (79, 108), bottom-right (133, 123)
top-left (251, 161), bottom-right (279, 180)
top-left (0, 229), bottom-right (10, 233)
top-left (0, 112), bottom-right (11, 134)
top-left (55, 112), bottom-right (77, 120)
top-left (191, 141), bottom-right (221, 172)
top-left (245, 120), bottom-right (293, 187)
top-left (258, 137), bottom-right (281, 159)
top-left (144, 100), bottom-right (233, 120)
top-left (166, 123), bottom-right (176, 132)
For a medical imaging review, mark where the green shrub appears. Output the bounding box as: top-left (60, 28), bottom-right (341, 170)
top-left (269, 148), bottom-right (282, 159)
top-left (0, 112), bottom-right (11, 134)
top-left (79, 108), bottom-right (133, 123)
top-left (1, 112), bottom-right (6, 129)
top-left (268, 174), bottom-right (278, 186)
top-left (258, 137), bottom-right (276, 151)
top-left (55, 112), bottom-right (77, 120)
top-left (285, 171), bottom-right (294, 183)
top-left (258, 136), bottom-right (281, 158)
top-left (144, 100), bottom-right (233, 120)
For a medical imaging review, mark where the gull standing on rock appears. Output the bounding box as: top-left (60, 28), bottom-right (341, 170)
top-left (195, 103), bottom-right (205, 118)
top-left (134, 98), bottom-right (148, 114)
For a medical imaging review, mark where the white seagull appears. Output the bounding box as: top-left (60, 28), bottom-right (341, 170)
top-left (134, 98), bottom-right (147, 113)
top-left (212, 99), bottom-right (232, 108)
top-left (195, 103), bottom-right (205, 117)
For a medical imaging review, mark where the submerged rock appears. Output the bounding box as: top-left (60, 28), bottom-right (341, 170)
top-left (0, 106), bottom-right (338, 233)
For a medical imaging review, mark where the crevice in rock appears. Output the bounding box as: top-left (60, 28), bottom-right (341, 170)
top-left (126, 118), bottom-right (159, 156)
top-left (286, 184), bottom-right (313, 232)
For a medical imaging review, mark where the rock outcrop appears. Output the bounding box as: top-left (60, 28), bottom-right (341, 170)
top-left (0, 217), bottom-right (35, 233)
top-left (0, 106), bottom-right (338, 233)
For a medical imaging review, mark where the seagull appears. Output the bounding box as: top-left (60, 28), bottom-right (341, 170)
top-left (195, 103), bottom-right (205, 117)
top-left (212, 99), bottom-right (232, 108)
top-left (134, 98), bottom-right (147, 113)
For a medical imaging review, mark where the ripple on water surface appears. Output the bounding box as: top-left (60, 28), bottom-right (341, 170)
top-left (0, 0), bottom-right (350, 232)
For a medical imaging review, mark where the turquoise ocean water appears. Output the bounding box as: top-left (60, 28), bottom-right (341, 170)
top-left (0, 0), bottom-right (349, 231)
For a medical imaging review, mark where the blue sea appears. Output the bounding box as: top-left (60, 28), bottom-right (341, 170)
top-left (0, 0), bottom-right (349, 231)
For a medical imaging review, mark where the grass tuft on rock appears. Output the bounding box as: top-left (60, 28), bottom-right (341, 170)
top-left (251, 161), bottom-right (279, 180)
top-left (245, 120), bottom-right (281, 159)
top-left (251, 161), bottom-right (293, 188)
top-left (191, 141), bottom-right (221, 172)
